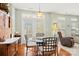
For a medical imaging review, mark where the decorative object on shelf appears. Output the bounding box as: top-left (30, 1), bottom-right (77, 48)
top-left (0, 3), bottom-right (9, 13)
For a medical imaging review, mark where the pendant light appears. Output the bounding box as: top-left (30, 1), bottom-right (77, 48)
top-left (37, 3), bottom-right (43, 17)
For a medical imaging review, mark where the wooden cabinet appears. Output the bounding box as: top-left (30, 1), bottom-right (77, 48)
top-left (0, 37), bottom-right (20, 56)
top-left (0, 44), bottom-right (18, 56)
top-left (7, 44), bottom-right (18, 56)
top-left (0, 44), bottom-right (7, 56)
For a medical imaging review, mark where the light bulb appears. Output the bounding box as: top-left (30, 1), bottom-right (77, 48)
top-left (37, 12), bottom-right (43, 17)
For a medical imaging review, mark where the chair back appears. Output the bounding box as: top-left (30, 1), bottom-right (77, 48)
top-left (36, 33), bottom-right (44, 37)
top-left (57, 31), bottom-right (63, 39)
top-left (42, 37), bottom-right (58, 56)
top-left (24, 35), bottom-right (28, 44)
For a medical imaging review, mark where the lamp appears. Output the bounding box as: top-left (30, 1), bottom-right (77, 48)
top-left (52, 23), bottom-right (58, 32)
top-left (52, 23), bottom-right (58, 37)
top-left (37, 3), bottom-right (43, 17)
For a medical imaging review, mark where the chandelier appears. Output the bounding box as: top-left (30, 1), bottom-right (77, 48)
top-left (37, 3), bottom-right (43, 17)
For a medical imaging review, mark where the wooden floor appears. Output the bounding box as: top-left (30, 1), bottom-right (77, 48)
top-left (17, 44), bottom-right (26, 56)
top-left (17, 44), bottom-right (37, 56)
top-left (17, 44), bottom-right (71, 56)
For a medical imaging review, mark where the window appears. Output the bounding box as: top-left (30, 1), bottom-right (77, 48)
top-left (57, 16), bottom-right (66, 30)
top-left (70, 17), bottom-right (78, 34)
top-left (57, 16), bottom-right (65, 21)
top-left (71, 18), bottom-right (77, 21)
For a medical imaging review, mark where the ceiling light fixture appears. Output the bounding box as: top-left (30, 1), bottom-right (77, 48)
top-left (37, 3), bottom-right (43, 17)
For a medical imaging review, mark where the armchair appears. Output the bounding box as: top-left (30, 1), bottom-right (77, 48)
top-left (57, 31), bottom-right (74, 47)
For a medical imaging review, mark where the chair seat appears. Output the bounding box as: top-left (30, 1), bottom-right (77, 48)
top-left (36, 41), bottom-right (46, 46)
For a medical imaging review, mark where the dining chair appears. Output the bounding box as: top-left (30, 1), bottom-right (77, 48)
top-left (37, 37), bottom-right (58, 56)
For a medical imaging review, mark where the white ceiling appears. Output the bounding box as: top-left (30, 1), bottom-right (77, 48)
top-left (12, 3), bottom-right (79, 16)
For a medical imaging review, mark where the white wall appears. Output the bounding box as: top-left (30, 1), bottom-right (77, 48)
top-left (14, 9), bottom-right (79, 44)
